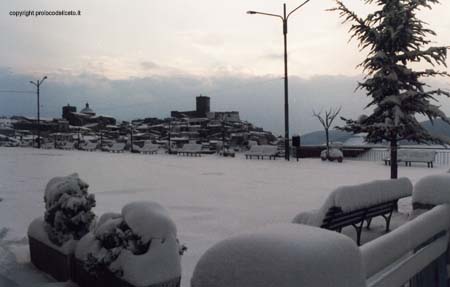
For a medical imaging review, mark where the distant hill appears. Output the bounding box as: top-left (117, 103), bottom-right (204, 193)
top-left (420, 118), bottom-right (450, 142)
top-left (300, 130), bottom-right (353, 145)
top-left (301, 118), bottom-right (450, 145)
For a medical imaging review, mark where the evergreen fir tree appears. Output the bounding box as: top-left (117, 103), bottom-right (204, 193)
top-left (331, 0), bottom-right (449, 178)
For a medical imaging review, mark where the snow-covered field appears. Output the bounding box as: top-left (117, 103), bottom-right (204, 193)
top-left (0, 147), bottom-right (446, 286)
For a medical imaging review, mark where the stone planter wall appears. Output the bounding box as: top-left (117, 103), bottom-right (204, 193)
top-left (28, 236), bottom-right (74, 281)
top-left (29, 238), bottom-right (181, 287)
top-left (72, 258), bottom-right (181, 287)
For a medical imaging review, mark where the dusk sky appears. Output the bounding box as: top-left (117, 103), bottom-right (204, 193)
top-left (1, 0), bottom-right (449, 134)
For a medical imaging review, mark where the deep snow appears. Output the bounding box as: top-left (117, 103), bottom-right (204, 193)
top-left (0, 147), bottom-right (447, 286)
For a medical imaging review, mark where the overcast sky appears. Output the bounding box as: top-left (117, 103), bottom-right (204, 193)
top-left (1, 0), bottom-right (449, 134)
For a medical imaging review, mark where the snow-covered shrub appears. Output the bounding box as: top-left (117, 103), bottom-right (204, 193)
top-left (76, 201), bottom-right (185, 286)
top-left (320, 148), bottom-right (343, 162)
top-left (44, 173), bottom-right (96, 246)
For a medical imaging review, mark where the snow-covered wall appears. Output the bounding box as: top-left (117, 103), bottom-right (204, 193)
top-left (191, 224), bottom-right (366, 287)
top-left (361, 204), bottom-right (450, 279)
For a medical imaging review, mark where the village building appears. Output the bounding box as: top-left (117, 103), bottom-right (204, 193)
top-left (62, 103), bottom-right (116, 128)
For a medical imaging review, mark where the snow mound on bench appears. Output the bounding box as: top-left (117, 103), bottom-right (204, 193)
top-left (413, 174), bottom-right (450, 206)
top-left (293, 177), bottom-right (412, 226)
top-left (191, 224), bottom-right (365, 287)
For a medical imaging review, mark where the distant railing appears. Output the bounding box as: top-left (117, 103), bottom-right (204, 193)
top-left (354, 147), bottom-right (450, 166)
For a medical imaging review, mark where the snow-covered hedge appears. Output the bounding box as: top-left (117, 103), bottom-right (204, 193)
top-left (413, 174), bottom-right (450, 206)
top-left (76, 201), bottom-right (185, 286)
top-left (191, 224), bottom-right (365, 287)
top-left (44, 173), bottom-right (96, 246)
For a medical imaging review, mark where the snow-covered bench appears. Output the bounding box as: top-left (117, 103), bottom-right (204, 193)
top-left (383, 149), bottom-right (436, 168)
top-left (245, 145), bottom-right (278, 160)
top-left (104, 142), bottom-right (126, 153)
top-left (41, 142), bottom-right (55, 149)
top-left (80, 141), bottom-right (97, 151)
top-left (140, 141), bottom-right (159, 154)
top-left (60, 141), bottom-right (75, 150)
top-left (178, 143), bottom-right (202, 156)
top-left (292, 177), bottom-right (413, 245)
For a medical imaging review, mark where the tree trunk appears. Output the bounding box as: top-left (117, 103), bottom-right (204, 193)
top-left (325, 128), bottom-right (330, 156)
top-left (390, 139), bottom-right (398, 179)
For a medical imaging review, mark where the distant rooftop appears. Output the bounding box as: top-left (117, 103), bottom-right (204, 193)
top-left (80, 103), bottom-right (95, 115)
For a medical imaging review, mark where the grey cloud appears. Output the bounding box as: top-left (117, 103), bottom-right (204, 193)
top-left (262, 53), bottom-right (283, 60)
top-left (140, 61), bottom-right (160, 70)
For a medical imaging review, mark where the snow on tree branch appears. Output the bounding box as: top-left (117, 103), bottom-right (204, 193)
top-left (331, 0), bottom-right (450, 150)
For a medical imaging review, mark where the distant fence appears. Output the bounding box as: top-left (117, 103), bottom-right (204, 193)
top-left (354, 147), bottom-right (450, 166)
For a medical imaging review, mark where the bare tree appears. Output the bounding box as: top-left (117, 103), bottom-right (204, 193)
top-left (313, 107), bottom-right (342, 156)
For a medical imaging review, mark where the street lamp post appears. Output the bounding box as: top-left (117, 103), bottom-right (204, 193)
top-left (247, 1), bottom-right (310, 161)
top-left (168, 118), bottom-right (172, 154)
top-left (130, 124), bottom-right (134, 153)
top-left (30, 76), bottom-right (47, 149)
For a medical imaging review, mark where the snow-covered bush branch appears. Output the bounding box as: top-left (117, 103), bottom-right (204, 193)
top-left (44, 173), bottom-right (96, 246)
top-left (77, 202), bottom-right (185, 285)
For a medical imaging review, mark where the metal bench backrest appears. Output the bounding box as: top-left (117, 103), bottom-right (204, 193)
top-left (398, 149), bottom-right (436, 162)
top-left (321, 200), bottom-right (397, 231)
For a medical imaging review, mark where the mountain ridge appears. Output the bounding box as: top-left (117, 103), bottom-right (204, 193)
top-left (300, 118), bottom-right (450, 145)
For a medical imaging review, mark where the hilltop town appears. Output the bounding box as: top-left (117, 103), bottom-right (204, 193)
top-left (0, 95), bottom-right (276, 151)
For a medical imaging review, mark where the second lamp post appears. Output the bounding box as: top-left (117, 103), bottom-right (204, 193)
top-left (247, 1), bottom-right (310, 161)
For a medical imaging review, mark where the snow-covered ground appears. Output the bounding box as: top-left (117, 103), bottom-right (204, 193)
top-left (0, 147), bottom-right (446, 286)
